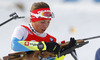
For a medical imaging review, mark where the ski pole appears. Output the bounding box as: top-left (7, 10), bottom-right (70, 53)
top-left (0, 12), bottom-right (25, 26)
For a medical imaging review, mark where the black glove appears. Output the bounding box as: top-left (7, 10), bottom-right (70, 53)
top-left (45, 42), bottom-right (60, 54)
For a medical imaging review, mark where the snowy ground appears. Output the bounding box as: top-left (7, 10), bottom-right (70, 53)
top-left (0, 0), bottom-right (100, 60)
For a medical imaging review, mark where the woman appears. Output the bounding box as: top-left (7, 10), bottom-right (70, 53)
top-left (10, 2), bottom-right (63, 60)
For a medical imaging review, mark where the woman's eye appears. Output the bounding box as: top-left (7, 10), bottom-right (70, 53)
top-left (41, 21), bottom-right (45, 23)
top-left (48, 21), bottom-right (50, 23)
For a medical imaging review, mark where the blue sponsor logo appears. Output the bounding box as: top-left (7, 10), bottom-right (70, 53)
top-left (50, 38), bottom-right (54, 42)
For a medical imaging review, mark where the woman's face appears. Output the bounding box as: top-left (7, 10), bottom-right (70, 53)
top-left (31, 20), bottom-right (50, 33)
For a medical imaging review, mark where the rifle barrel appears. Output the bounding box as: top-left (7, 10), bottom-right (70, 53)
top-left (81, 36), bottom-right (100, 41)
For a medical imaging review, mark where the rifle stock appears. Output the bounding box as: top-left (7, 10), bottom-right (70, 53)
top-left (60, 40), bottom-right (84, 47)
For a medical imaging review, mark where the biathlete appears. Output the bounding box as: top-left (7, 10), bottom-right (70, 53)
top-left (9, 2), bottom-right (77, 60)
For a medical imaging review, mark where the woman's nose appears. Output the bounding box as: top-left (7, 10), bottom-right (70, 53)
top-left (44, 23), bottom-right (49, 28)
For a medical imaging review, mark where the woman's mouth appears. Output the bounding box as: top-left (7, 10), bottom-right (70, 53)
top-left (42, 29), bottom-right (46, 31)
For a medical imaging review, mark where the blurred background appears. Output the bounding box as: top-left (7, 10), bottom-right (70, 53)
top-left (0, 0), bottom-right (100, 60)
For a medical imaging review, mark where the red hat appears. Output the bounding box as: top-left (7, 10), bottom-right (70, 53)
top-left (30, 8), bottom-right (52, 22)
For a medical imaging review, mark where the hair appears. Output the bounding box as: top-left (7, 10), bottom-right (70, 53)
top-left (30, 2), bottom-right (50, 12)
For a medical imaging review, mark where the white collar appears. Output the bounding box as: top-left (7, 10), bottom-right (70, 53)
top-left (29, 23), bottom-right (47, 37)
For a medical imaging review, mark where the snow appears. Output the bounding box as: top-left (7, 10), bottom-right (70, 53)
top-left (0, 0), bottom-right (100, 60)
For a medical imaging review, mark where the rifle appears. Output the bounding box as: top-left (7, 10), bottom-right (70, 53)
top-left (58, 35), bottom-right (100, 60)
top-left (0, 12), bottom-right (25, 26)
top-left (61, 35), bottom-right (100, 47)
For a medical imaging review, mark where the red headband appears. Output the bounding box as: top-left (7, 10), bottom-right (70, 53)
top-left (31, 8), bottom-right (51, 22)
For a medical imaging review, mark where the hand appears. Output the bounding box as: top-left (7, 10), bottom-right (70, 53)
top-left (45, 42), bottom-right (60, 54)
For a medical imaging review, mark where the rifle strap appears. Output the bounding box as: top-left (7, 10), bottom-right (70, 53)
top-left (58, 46), bottom-right (76, 57)
top-left (71, 50), bottom-right (78, 60)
